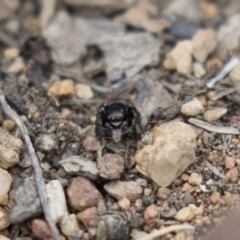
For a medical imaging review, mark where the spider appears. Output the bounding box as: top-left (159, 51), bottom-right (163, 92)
top-left (95, 99), bottom-right (142, 144)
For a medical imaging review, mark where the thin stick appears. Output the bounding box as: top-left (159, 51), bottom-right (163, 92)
top-left (205, 160), bottom-right (228, 180)
top-left (0, 88), bottom-right (61, 240)
top-left (188, 118), bottom-right (240, 135)
top-left (136, 225), bottom-right (195, 240)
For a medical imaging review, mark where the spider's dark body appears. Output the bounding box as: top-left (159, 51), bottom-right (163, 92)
top-left (96, 99), bottom-right (142, 144)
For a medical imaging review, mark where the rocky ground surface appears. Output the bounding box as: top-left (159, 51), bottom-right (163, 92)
top-left (1, 0), bottom-right (240, 239)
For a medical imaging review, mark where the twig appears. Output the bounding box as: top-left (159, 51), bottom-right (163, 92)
top-left (0, 88), bottom-right (61, 240)
top-left (136, 225), bottom-right (195, 240)
top-left (206, 57), bottom-right (239, 88)
top-left (211, 88), bottom-right (236, 101)
top-left (205, 160), bottom-right (228, 180)
top-left (188, 118), bottom-right (240, 135)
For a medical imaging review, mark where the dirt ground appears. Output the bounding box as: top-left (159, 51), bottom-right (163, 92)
top-left (1, 0), bottom-right (240, 240)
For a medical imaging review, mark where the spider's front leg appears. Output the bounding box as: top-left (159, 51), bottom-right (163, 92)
top-left (95, 116), bottom-right (103, 145)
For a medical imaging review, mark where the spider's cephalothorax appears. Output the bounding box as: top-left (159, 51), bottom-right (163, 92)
top-left (96, 99), bottom-right (142, 144)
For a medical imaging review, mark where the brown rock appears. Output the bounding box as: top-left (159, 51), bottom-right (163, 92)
top-left (181, 98), bottom-right (205, 116)
top-left (225, 167), bottom-right (238, 182)
top-left (182, 182), bottom-right (192, 192)
top-left (188, 172), bottom-right (202, 186)
top-left (164, 40), bottom-right (193, 75)
top-left (225, 156), bottom-right (235, 169)
top-left (83, 136), bottom-right (100, 152)
top-left (2, 120), bottom-right (15, 131)
top-left (144, 204), bottom-right (158, 225)
top-left (157, 187), bottom-right (171, 200)
top-left (203, 108), bottom-right (227, 122)
top-left (76, 207), bottom-right (97, 226)
top-left (0, 207), bottom-right (9, 231)
top-left (118, 197), bottom-right (131, 210)
top-left (206, 57), bottom-right (223, 75)
top-left (67, 177), bottom-right (102, 211)
top-left (98, 154), bottom-right (124, 180)
top-left (104, 181), bottom-right (143, 202)
top-left (47, 80), bottom-right (75, 104)
top-left (192, 29), bottom-right (216, 63)
top-left (210, 192), bottom-right (220, 204)
top-left (175, 206), bottom-right (195, 222)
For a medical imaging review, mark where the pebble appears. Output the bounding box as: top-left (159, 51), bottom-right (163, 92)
top-left (164, 40), bottom-right (193, 75)
top-left (2, 120), bottom-right (15, 131)
top-left (225, 167), bottom-right (238, 182)
top-left (181, 173), bottom-right (189, 182)
top-left (75, 84), bottom-right (94, 99)
top-left (182, 182), bottom-right (192, 192)
top-left (67, 176), bottom-right (102, 211)
top-left (7, 57), bottom-right (25, 73)
top-left (104, 180), bottom-right (143, 202)
top-left (0, 167), bottom-right (12, 205)
top-left (83, 136), bottom-right (100, 152)
top-left (47, 79), bottom-right (75, 104)
top-left (46, 180), bottom-right (68, 223)
top-left (175, 206), bottom-right (195, 222)
top-left (0, 207), bottom-right (9, 231)
top-left (130, 229), bottom-right (148, 239)
top-left (60, 156), bottom-right (98, 180)
top-left (4, 48), bottom-right (19, 60)
top-left (230, 61), bottom-right (240, 93)
top-left (157, 187), bottom-right (171, 200)
top-left (225, 156), bottom-right (235, 169)
top-left (76, 207), bottom-right (97, 226)
top-left (189, 204), bottom-right (204, 215)
top-left (181, 98), bottom-right (205, 116)
top-left (28, 218), bottom-right (64, 240)
top-left (188, 172), bottom-right (203, 186)
top-left (144, 188), bottom-right (152, 197)
top-left (59, 214), bottom-right (82, 238)
top-left (0, 236), bottom-right (10, 240)
top-left (206, 57), bottom-right (223, 75)
top-left (143, 204), bottom-right (158, 224)
top-left (136, 121), bottom-right (197, 187)
top-left (118, 197), bottom-right (131, 210)
top-left (9, 176), bottom-right (42, 223)
top-left (203, 108), bottom-right (227, 122)
top-left (192, 29), bottom-right (216, 62)
top-left (193, 62), bottom-right (206, 78)
top-left (97, 154), bottom-right (124, 180)
top-left (0, 127), bottom-right (23, 169)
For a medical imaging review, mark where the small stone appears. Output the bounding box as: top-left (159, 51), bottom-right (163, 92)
top-left (189, 204), bottom-right (204, 215)
top-left (230, 61), bottom-right (240, 93)
top-left (67, 176), bottom-right (102, 211)
top-left (181, 98), bottom-right (205, 116)
top-left (75, 84), bottom-right (94, 99)
top-left (104, 181), bottom-right (143, 202)
top-left (182, 182), bottom-right (192, 192)
top-left (181, 173), bottom-right (189, 182)
top-left (35, 133), bottom-right (58, 152)
top-left (0, 127), bottom-right (23, 169)
top-left (175, 206), bottom-right (195, 222)
top-left (47, 79), bottom-right (75, 104)
top-left (164, 40), bottom-right (193, 75)
top-left (83, 136), bottom-right (100, 152)
top-left (2, 120), bottom-right (15, 131)
top-left (60, 156), bottom-right (98, 180)
top-left (143, 204), bottom-right (158, 225)
top-left (203, 108), bottom-right (227, 122)
top-left (225, 167), bottom-right (238, 182)
top-left (130, 229), bottom-right (148, 239)
top-left (0, 236), bottom-right (10, 240)
top-left (136, 121), bottom-right (197, 187)
top-left (225, 156), bottom-right (235, 169)
top-left (193, 62), bottom-right (206, 78)
top-left (0, 207), bottom-right (9, 231)
top-left (28, 218), bottom-right (64, 240)
top-left (7, 57), bottom-right (25, 73)
top-left (0, 168), bottom-right (12, 205)
top-left (192, 29), bottom-right (217, 62)
top-left (76, 207), bottom-right (97, 226)
top-left (118, 197), bottom-right (131, 210)
top-left (4, 48), bottom-right (19, 60)
top-left (59, 214), bottom-right (82, 238)
top-left (188, 172), bottom-right (202, 186)
top-left (46, 180), bottom-right (68, 223)
top-left (98, 154), bottom-right (124, 180)
top-left (157, 187), bottom-right (171, 200)
top-left (206, 57), bottom-right (223, 75)
top-left (144, 188), bottom-right (152, 197)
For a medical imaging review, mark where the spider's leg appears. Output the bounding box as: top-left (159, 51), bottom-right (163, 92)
top-left (96, 117), bottom-right (103, 145)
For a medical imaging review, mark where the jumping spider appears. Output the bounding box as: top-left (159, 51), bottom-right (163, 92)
top-left (96, 99), bottom-right (142, 144)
